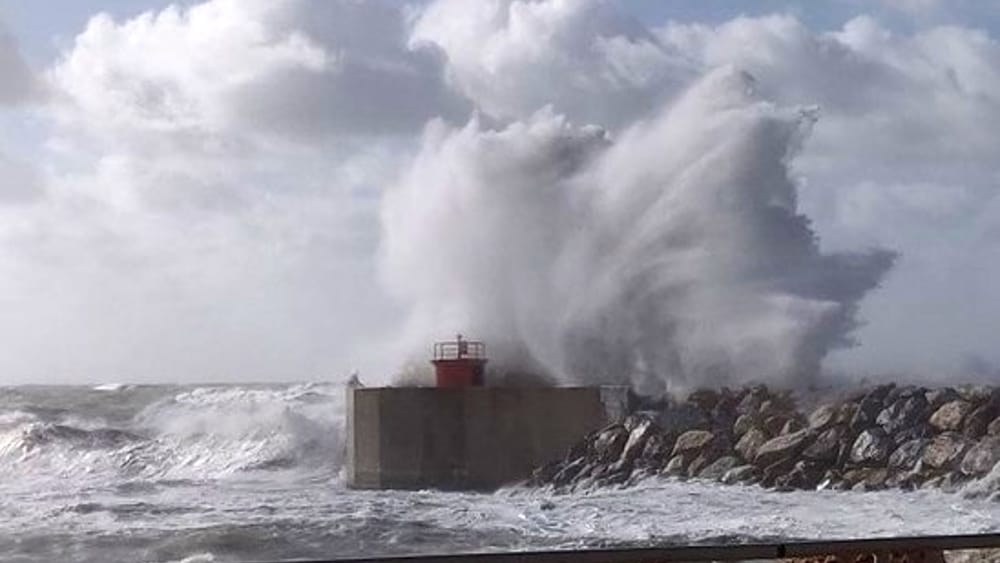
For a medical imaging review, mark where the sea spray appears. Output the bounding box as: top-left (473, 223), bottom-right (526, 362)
top-left (380, 68), bottom-right (896, 393)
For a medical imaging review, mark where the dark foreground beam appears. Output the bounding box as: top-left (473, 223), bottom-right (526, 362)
top-left (266, 533), bottom-right (1000, 563)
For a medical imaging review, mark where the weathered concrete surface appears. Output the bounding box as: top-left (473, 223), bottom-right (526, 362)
top-left (346, 386), bottom-right (624, 490)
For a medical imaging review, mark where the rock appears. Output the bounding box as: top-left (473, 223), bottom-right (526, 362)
top-left (836, 402), bottom-right (859, 426)
top-left (687, 452), bottom-right (718, 477)
top-left (888, 438), bottom-right (927, 470)
top-left (763, 415), bottom-right (790, 437)
top-left (989, 417), bottom-right (1000, 437)
top-left (850, 428), bottom-right (891, 466)
top-left (661, 455), bottom-right (688, 476)
top-left (658, 403), bottom-right (710, 436)
top-left (922, 432), bottom-right (970, 470)
top-left (532, 460), bottom-right (561, 485)
top-left (735, 427), bottom-right (768, 462)
top-left (775, 460), bottom-right (825, 490)
top-left (754, 429), bottom-right (810, 468)
top-left (849, 397), bottom-right (883, 435)
top-left (780, 418), bottom-right (804, 436)
top-left (955, 384), bottom-right (996, 404)
top-left (891, 423), bottom-right (933, 447)
top-left (960, 436), bottom-right (1000, 476)
top-left (876, 395), bottom-right (928, 435)
top-left (963, 404), bottom-right (997, 439)
top-left (618, 417), bottom-right (656, 465)
top-left (760, 456), bottom-right (796, 488)
top-left (593, 425), bottom-right (629, 463)
top-left (802, 426), bottom-right (843, 463)
top-left (732, 414), bottom-right (757, 438)
top-left (687, 389), bottom-right (720, 412)
top-left (852, 468), bottom-right (890, 491)
top-left (721, 464), bottom-right (760, 485)
top-left (929, 400), bottom-right (973, 432)
top-left (698, 455), bottom-right (741, 480)
top-left (736, 386), bottom-right (768, 415)
top-left (807, 404), bottom-right (838, 431)
top-left (550, 458), bottom-right (587, 487)
top-left (636, 433), bottom-right (671, 469)
top-left (671, 430), bottom-right (715, 457)
top-left (925, 388), bottom-right (960, 410)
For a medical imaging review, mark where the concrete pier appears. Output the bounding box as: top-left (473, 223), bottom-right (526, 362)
top-left (345, 386), bottom-right (626, 490)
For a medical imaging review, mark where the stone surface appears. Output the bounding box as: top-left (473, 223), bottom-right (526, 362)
top-left (698, 455), bottom-right (741, 480)
top-left (929, 400), bottom-right (973, 432)
top-left (661, 455), bottom-right (688, 476)
top-left (962, 404), bottom-right (996, 439)
top-left (754, 429), bottom-right (810, 467)
top-left (850, 428), bottom-right (891, 466)
top-left (922, 432), bottom-right (969, 470)
top-left (876, 395), bottom-right (928, 435)
top-left (807, 404), bottom-right (838, 431)
top-left (888, 438), bottom-right (927, 469)
top-left (593, 425), bottom-right (629, 463)
top-left (735, 427), bottom-right (768, 462)
top-left (989, 417), bottom-right (1000, 437)
top-left (720, 464), bottom-right (759, 485)
top-left (802, 426), bottom-right (842, 463)
top-left (618, 418), bottom-right (656, 465)
top-left (732, 414), bottom-right (757, 438)
top-left (960, 436), bottom-right (1000, 476)
top-left (671, 430), bottom-right (715, 457)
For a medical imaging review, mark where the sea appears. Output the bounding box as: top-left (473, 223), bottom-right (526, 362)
top-left (1, 383), bottom-right (998, 563)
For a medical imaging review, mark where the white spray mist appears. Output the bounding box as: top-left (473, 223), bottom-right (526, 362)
top-left (380, 68), bottom-right (895, 394)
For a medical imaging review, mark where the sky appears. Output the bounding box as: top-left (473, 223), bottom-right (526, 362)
top-left (0, 0), bottom-right (999, 386)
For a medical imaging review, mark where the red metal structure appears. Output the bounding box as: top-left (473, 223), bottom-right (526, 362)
top-left (432, 335), bottom-right (487, 388)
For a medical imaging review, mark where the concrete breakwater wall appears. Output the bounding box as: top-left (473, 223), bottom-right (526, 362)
top-left (530, 384), bottom-right (1000, 494)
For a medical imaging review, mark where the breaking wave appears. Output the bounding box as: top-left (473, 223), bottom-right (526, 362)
top-left (0, 383), bottom-right (345, 484)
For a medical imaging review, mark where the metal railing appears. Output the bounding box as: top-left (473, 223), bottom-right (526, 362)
top-left (262, 533), bottom-right (1000, 563)
top-left (433, 337), bottom-right (486, 361)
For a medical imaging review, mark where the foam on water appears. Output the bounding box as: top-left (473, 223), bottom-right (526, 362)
top-left (0, 383), bottom-right (998, 562)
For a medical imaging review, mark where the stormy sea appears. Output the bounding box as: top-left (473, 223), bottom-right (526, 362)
top-left (2, 383), bottom-right (999, 563)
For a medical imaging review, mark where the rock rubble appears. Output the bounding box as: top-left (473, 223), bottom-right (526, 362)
top-left (529, 384), bottom-right (1000, 493)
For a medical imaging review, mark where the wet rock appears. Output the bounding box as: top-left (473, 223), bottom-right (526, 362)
top-left (550, 458), bottom-right (587, 487)
top-left (671, 430), bottom-right (715, 458)
top-left (849, 397), bottom-right (883, 435)
top-left (836, 402), bottom-right (859, 426)
top-left (687, 452), bottom-right (718, 477)
top-left (593, 425), bottom-right (629, 463)
top-left (929, 400), bottom-right (973, 432)
top-left (761, 456), bottom-right (796, 488)
top-left (658, 403), bottom-right (710, 436)
top-left (989, 417), bottom-right (1000, 437)
top-left (780, 418), bottom-right (804, 436)
top-left (736, 386), bottom-right (768, 415)
top-left (925, 388), bottom-right (960, 410)
top-left (776, 460), bottom-right (825, 490)
top-left (661, 455), bottom-right (688, 477)
top-left (850, 428), bottom-right (891, 466)
top-left (618, 417), bottom-right (657, 465)
top-left (735, 427), bottom-right (768, 462)
top-left (960, 436), bottom-right (1000, 477)
top-left (888, 438), bottom-right (927, 470)
top-left (721, 464), bottom-right (760, 485)
top-left (807, 404), bottom-right (838, 431)
top-left (891, 423), bottom-right (933, 447)
top-left (962, 404), bottom-right (997, 439)
top-left (754, 429), bottom-right (810, 468)
top-left (955, 384), bottom-right (996, 404)
top-left (763, 415), bottom-right (791, 437)
top-left (922, 432), bottom-right (970, 470)
top-left (687, 389), bottom-right (720, 412)
top-left (732, 414), bottom-right (758, 438)
top-left (852, 468), bottom-right (890, 491)
top-left (802, 426), bottom-right (843, 463)
top-left (636, 433), bottom-right (671, 469)
top-left (698, 455), bottom-right (741, 480)
top-left (876, 395), bottom-right (928, 435)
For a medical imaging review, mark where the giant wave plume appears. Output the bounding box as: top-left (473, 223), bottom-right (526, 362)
top-left (380, 68), bottom-right (896, 394)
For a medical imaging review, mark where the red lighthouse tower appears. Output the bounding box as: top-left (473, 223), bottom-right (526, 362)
top-left (432, 334), bottom-right (487, 388)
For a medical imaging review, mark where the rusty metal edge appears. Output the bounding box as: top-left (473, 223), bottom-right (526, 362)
top-left (262, 533), bottom-right (1000, 563)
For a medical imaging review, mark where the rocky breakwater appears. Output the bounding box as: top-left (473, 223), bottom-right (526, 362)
top-left (529, 384), bottom-right (1000, 494)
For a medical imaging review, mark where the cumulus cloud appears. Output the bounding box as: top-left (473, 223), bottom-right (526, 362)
top-left (0, 25), bottom-right (38, 105)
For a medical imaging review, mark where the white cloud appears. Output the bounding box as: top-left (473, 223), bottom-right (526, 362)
top-left (0, 25), bottom-right (38, 105)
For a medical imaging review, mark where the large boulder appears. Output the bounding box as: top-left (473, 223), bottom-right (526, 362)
top-left (658, 403), bottom-right (710, 436)
top-left (929, 400), bottom-right (973, 432)
top-left (922, 432), bottom-right (970, 470)
top-left (735, 427), bottom-right (768, 462)
top-left (989, 417), bottom-right (1000, 437)
top-left (721, 464), bottom-right (760, 485)
top-left (850, 428), bottom-right (891, 466)
top-left (807, 404), bottom-right (838, 432)
top-left (802, 426), bottom-right (843, 463)
top-left (925, 388), bottom-right (960, 410)
top-left (962, 404), bottom-right (997, 439)
top-left (698, 455), bottom-right (741, 481)
top-left (775, 460), bottom-right (825, 490)
top-left (876, 395), bottom-right (928, 435)
top-left (636, 433), bottom-right (672, 469)
top-left (888, 438), bottom-right (927, 470)
top-left (891, 423), bottom-right (933, 447)
top-left (960, 436), bottom-right (1000, 477)
top-left (661, 455), bottom-right (688, 477)
top-left (754, 429), bottom-right (811, 468)
top-left (592, 425), bottom-right (629, 463)
top-left (955, 384), bottom-right (997, 404)
top-left (617, 417), bottom-right (657, 466)
top-left (849, 396), bottom-right (883, 434)
top-left (671, 430), bottom-right (715, 458)
top-left (732, 414), bottom-right (758, 438)
top-left (687, 389), bottom-right (721, 412)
